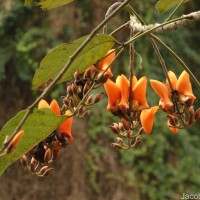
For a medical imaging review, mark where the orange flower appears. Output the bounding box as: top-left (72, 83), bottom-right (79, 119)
top-left (104, 74), bottom-right (149, 111)
top-left (98, 49), bottom-right (115, 77)
top-left (167, 120), bottom-right (179, 134)
top-left (38, 99), bottom-right (73, 142)
top-left (140, 106), bottom-right (159, 134)
top-left (150, 70), bottom-right (196, 110)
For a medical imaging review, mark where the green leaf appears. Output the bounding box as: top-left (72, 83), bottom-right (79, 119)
top-left (0, 108), bottom-right (67, 175)
top-left (37, 0), bottom-right (74, 11)
top-left (156, 0), bottom-right (191, 13)
top-left (24, 0), bottom-right (32, 7)
top-left (32, 34), bottom-right (115, 90)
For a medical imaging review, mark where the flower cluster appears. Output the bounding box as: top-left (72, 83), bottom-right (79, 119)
top-left (102, 57), bottom-right (199, 149)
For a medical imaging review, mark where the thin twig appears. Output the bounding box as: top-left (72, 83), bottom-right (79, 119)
top-left (165, 0), bottom-right (185, 22)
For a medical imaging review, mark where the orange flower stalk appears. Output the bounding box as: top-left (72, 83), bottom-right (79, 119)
top-left (150, 70), bottom-right (196, 110)
top-left (104, 74), bottom-right (149, 111)
top-left (38, 99), bottom-right (73, 142)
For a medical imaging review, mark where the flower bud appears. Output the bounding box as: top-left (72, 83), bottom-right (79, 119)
top-left (67, 84), bottom-right (73, 96)
top-left (194, 108), bottom-right (200, 120)
top-left (20, 155), bottom-right (28, 167)
top-left (52, 149), bottom-right (60, 161)
top-left (188, 114), bottom-right (195, 125)
top-left (72, 83), bottom-right (79, 94)
top-left (94, 93), bottom-right (103, 104)
top-left (111, 143), bottom-right (123, 149)
top-left (44, 148), bottom-right (52, 163)
top-left (83, 83), bottom-right (90, 95)
top-left (121, 118), bottom-right (129, 130)
top-left (168, 115), bottom-right (177, 127)
top-left (189, 106), bottom-right (194, 115)
top-left (109, 125), bottom-right (120, 134)
top-left (86, 95), bottom-right (93, 104)
top-left (74, 71), bottom-right (80, 80)
top-left (42, 167), bottom-right (54, 177)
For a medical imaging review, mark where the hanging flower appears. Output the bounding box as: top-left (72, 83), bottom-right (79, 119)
top-left (150, 70), bottom-right (196, 110)
top-left (38, 99), bottom-right (73, 142)
top-left (104, 74), bottom-right (149, 111)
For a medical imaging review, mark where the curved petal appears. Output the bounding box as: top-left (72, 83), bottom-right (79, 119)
top-left (116, 74), bottom-right (130, 108)
top-left (98, 49), bottom-right (115, 77)
top-left (176, 71), bottom-right (196, 100)
top-left (38, 99), bottom-right (50, 109)
top-left (166, 71), bottom-right (177, 90)
top-left (132, 75), bottom-right (137, 88)
top-left (133, 76), bottom-right (149, 109)
top-left (104, 79), bottom-right (121, 110)
top-left (50, 99), bottom-right (61, 115)
top-left (150, 80), bottom-right (171, 109)
top-left (59, 110), bottom-right (73, 142)
top-left (167, 120), bottom-right (179, 134)
top-left (140, 106), bottom-right (159, 134)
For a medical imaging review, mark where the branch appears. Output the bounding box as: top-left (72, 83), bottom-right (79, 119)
top-left (130, 10), bottom-right (200, 33)
top-left (0, 0), bottom-right (133, 153)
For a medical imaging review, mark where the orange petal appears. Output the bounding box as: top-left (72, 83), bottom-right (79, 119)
top-left (104, 79), bottom-right (121, 110)
top-left (50, 99), bottom-right (61, 115)
top-left (133, 76), bottom-right (149, 109)
top-left (176, 71), bottom-right (196, 100)
top-left (98, 49), bottom-right (115, 77)
top-left (10, 130), bottom-right (24, 150)
top-left (59, 110), bottom-right (73, 142)
top-left (140, 106), bottom-right (159, 134)
top-left (132, 75), bottom-right (137, 88)
top-left (116, 74), bottom-right (130, 108)
top-left (38, 99), bottom-right (50, 109)
top-left (167, 120), bottom-right (179, 134)
top-left (166, 71), bottom-right (177, 90)
top-left (150, 80), bottom-right (171, 109)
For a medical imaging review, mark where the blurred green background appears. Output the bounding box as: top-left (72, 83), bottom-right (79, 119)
top-left (0, 0), bottom-right (200, 200)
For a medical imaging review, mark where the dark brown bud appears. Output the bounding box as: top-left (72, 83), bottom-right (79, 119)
top-left (185, 99), bottom-right (194, 107)
top-left (38, 166), bottom-right (49, 175)
top-left (194, 108), bottom-right (200, 120)
top-left (69, 99), bottom-right (75, 108)
top-left (82, 110), bottom-right (91, 117)
top-left (121, 118), bottom-right (129, 130)
top-left (86, 95), bottom-right (93, 104)
top-left (100, 74), bottom-right (110, 84)
top-left (52, 149), bottom-right (60, 161)
top-left (78, 105), bottom-right (84, 115)
top-left (167, 106), bottom-right (175, 114)
top-left (134, 140), bottom-right (142, 147)
top-left (74, 71), bottom-right (80, 80)
top-left (111, 143), bottom-right (123, 149)
top-left (189, 106), bottom-right (195, 115)
top-left (67, 84), bottom-right (73, 96)
top-left (168, 115), bottom-right (177, 127)
top-left (42, 168), bottom-right (54, 176)
top-left (118, 123), bottom-right (125, 132)
top-left (94, 93), bottom-right (103, 104)
top-left (44, 148), bottom-right (52, 163)
top-left (72, 83), bottom-right (79, 94)
top-left (109, 125), bottom-right (120, 134)
top-left (29, 163), bottom-right (35, 172)
top-left (20, 155), bottom-right (28, 167)
top-left (188, 114), bottom-right (195, 125)
top-left (83, 83), bottom-right (90, 95)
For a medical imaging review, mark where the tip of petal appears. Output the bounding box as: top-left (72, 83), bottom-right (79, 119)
top-left (38, 99), bottom-right (50, 109)
top-left (50, 99), bottom-right (61, 115)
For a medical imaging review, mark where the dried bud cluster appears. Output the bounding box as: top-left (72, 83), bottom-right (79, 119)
top-left (109, 118), bottom-right (144, 150)
top-left (20, 130), bottom-right (68, 177)
top-left (63, 67), bottom-right (106, 117)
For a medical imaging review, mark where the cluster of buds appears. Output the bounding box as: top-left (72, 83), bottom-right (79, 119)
top-left (19, 99), bottom-right (73, 176)
top-left (20, 130), bottom-right (67, 177)
top-left (150, 70), bottom-right (200, 133)
top-left (63, 50), bottom-right (116, 117)
top-left (110, 119), bottom-right (143, 149)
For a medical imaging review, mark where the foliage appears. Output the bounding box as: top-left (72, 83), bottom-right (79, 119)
top-left (0, 0), bottom-right (200, 199)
